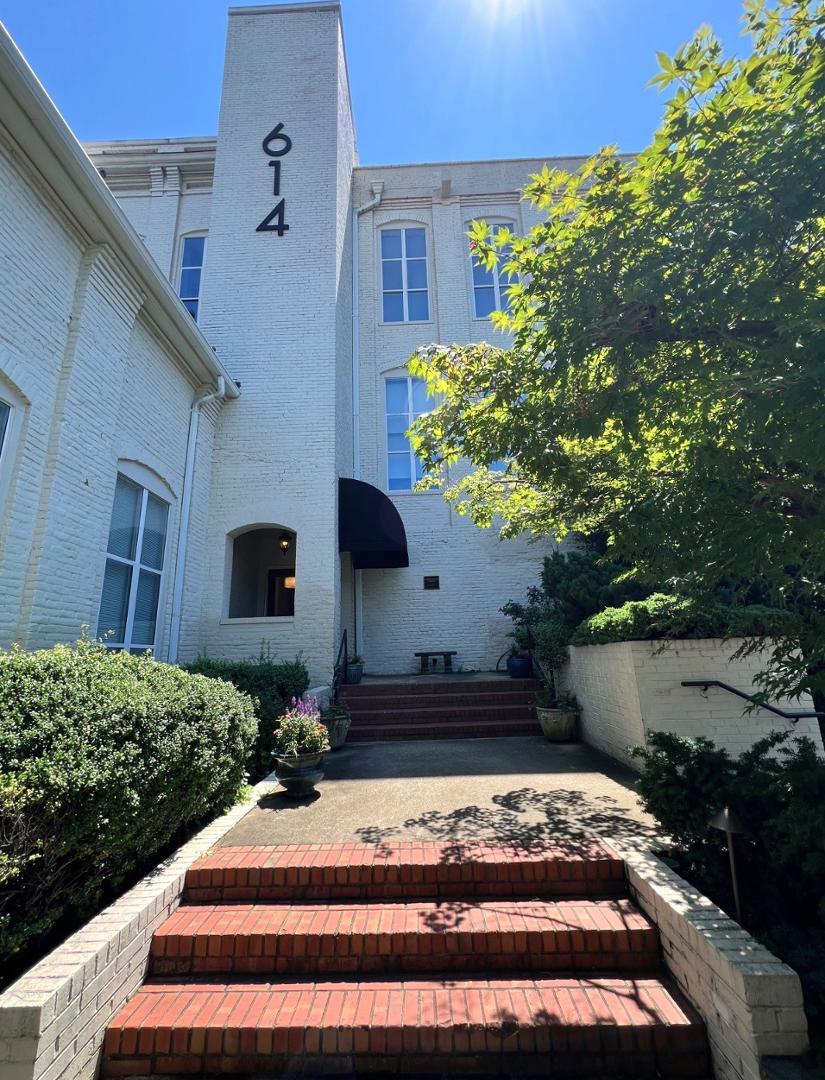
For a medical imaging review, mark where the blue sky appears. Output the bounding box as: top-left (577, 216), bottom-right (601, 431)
top-left (3, 0), bottom-right (751, 163)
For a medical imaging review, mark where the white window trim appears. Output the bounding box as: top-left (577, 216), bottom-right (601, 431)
top-left (378, 225), bottom-right (433, 326)
top-left (100, 476), bottom-right (170, 653)
top-left (177, 232), bottom-right (207, 321)
top-left (468, 220), bottom-right (517, 321)
top-left (384, 373), bottom-right (438, 495)
top-left (0, 379), bottom-right (26, 526)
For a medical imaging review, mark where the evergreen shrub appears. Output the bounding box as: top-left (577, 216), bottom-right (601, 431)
top-left (571, 593), bottom-right (791, 646)
top-left (184, 654), bottom-right (309, 778)
top-left (0, 641), bottom-right (256, 967)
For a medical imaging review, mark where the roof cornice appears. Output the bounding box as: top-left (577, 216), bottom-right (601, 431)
top-left (0, 23), bottom-right (238, 397)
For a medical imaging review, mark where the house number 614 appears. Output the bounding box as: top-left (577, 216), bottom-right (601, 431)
top-left (256, 123), bottom-right (292, 236)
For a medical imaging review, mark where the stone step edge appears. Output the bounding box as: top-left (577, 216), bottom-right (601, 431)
top-left (102, 976), bottom-right (709, 1076)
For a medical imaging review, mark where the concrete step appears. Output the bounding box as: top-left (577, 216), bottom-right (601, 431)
top-left (182, 841), bottom-right (627, 903)
top-left (341, 678), bottom-right (539, 699)
top-left (150, 898), bottom-right (660, 977)
top-left (346, 704), bottom-right (536, 724)
top-left (103, 975), bottom-right (710, 1077)
top-left (347, 719), bottom-right (544, 741)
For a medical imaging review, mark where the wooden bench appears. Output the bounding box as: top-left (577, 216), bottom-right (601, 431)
top-left (415, 650), bottom-right (457, 674)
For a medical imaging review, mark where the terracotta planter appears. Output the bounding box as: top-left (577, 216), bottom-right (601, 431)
top-left (322, 708), bottom-right (351, 750)
top-left (536, 707), bottom-right (577, 742)
top-left (273, 751), bottom-right (326, 797)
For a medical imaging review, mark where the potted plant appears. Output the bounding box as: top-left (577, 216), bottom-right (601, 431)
top-left (535, 688), bottom-right (578, 742)
top-left (272, 696), bottom-right (330, 798)
top-left (321, 702), bottom-right (351, 750)
top-left (345, 654), bottom-right (364, 684)
top-left (505, 635), bottom-right (533, 679)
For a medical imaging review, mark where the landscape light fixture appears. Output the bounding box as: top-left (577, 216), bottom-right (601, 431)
top-left (709, 806), bottom-right (749, 924)
top-left (278, 532), bottom-right (291, 553)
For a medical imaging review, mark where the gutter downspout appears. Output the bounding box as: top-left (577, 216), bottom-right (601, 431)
top-left (350, 181), bottom-right (383, 655)
top-left (168, 376), bottom-right (227, 663)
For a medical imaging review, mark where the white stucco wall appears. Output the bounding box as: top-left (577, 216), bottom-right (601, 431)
top-left (566, 638), bottom-right (824, 768)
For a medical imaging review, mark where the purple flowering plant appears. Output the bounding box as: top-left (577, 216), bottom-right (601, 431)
top-left (272, 696), bottom-right (330, 757)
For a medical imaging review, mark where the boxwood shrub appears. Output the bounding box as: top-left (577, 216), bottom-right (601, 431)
top-left (0, 642), bottom-right (256, 968)
top-left (183, 655), bottom-right (309, 779)
top-left (570, 592), bottom-right (792, 646)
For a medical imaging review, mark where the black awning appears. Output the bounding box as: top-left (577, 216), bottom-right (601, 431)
top-left (338, 478), bottom-right (409, 569)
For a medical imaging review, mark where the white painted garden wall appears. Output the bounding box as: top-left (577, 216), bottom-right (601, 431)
top-left (564, 637), bottom-right (823, 769)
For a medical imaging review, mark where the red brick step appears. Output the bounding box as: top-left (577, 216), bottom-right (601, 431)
top-left (103, 975), bottom-right (709, 1077)
top-left (348, 719), bottom-right (543, 741)
top-left (340, 677), bottom-right (539, 698)
top-left (346, 703), bottom-right (537, 723)
top-left (183, 841), bottom-right (627, 903)
top-left (345, 689), bottom-right (537, 710)
top-left (150, 898), bottom-right (660, 976)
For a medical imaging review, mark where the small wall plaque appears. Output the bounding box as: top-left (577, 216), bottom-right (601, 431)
top-left (423, 576), bottom-right (440, 590)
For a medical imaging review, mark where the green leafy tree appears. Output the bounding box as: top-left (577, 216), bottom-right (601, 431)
top-left (411, 0), bottom-right (825, 713)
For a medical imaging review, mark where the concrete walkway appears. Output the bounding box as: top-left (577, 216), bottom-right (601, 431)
top-left (221, 736), bottom-right (660, 849)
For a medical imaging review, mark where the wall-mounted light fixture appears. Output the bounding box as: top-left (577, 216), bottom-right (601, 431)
top-left (278, 532), bottom-right (291, 553)
top-left (284, 576), bottom-right (296, 589)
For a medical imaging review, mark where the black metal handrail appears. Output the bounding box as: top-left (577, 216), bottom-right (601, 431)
top-left (681, 680), bottom-right (825, 722)
top-left (332, 628), bottom-right (348, 705)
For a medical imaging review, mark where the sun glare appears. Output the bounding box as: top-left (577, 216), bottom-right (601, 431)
top-left (471, 0), bottom-right (543, 23)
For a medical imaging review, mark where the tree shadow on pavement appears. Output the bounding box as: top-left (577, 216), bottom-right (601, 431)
top-left (354, 785), bottom-right (657, 856)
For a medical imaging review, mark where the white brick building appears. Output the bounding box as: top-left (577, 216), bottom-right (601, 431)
top-left (1, 0), bottom-right (583, 683)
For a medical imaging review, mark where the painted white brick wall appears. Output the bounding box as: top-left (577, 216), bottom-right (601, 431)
top-left (611, 840), bottom-right (809, 1080)
top-left (85, 17), bottom-right (631, 678)
top-left (566, 638), bottom-right (824, 767)
top-left (0, 104), bottom-right (219, 661)
top-left (352, 163), bottom-right (577, 672)
top-left (195, 4), bottom-right (356, 684)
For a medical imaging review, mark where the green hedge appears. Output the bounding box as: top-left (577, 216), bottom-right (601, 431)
top-left (0, 642), bottom-right (256, 967)
top-left (183, 655), bottom-right (309, 779)
top-left (570, 593), bottom-right (792, 646)
top-left (633, 731), bottom-right (825, 1036)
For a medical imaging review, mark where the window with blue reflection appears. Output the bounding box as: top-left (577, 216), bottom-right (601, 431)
top-left (471, 223), bottom-right (517, 318)
top-left (179, 235), bottom-right (206, 321)
top-left (385, 376), bottom-right (433, 491)
top-left (381, 227), bottom-right (429, 323)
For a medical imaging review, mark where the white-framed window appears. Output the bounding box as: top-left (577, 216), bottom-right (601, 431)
top-left (385, 375), bottom-right (433, 492)
top-left (471, 223), bottom-right (517, 318)
top-left (178, 234), bottom-right (206, 320)
top-left (0, 399), bottom-right (10, 466)
top-left (97, 473), bottom-right (169, 653)
top-left (380, 227), bottom-right (430, 323)
top-left (0, 377), bottom-right (26, 521)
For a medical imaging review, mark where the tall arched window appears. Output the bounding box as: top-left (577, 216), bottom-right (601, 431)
top-left (380, 226), bottom-right (430, 323)
top-left (470, 222), bottom-right (517, 318)
top-left (385, 375), bottom-right (434, 492)
top-left (97, 471), bottom-right (170, 652)
top-left (178, 233), bottom-right (207, 320)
